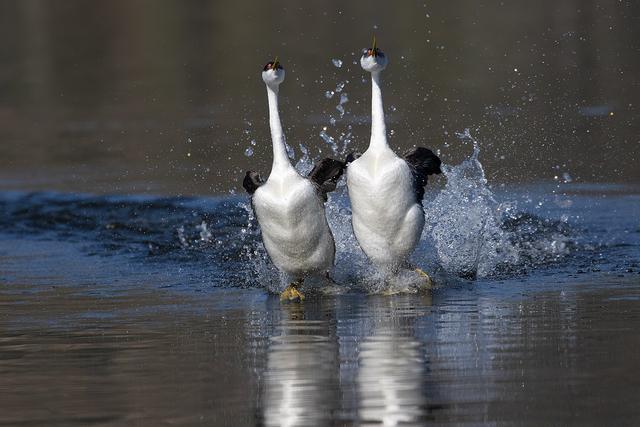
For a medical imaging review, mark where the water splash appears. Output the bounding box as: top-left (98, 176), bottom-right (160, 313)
top-left (177, 225), bottom-right (189, 248)
top-left (239, 129), bottom-right (574, 291)
top-left (294, 144), bottom-right (315, 176)
top-left (285, 139), bottom-right (295, 160)
top-left (319, 128), bottom-right (336, 149)
top-left (336, 93), bottom-right (349, 118)
top-left (196, 221), bottom-right (212, 242)
top-left (423, 130), bottom-right (518, 278)
top-left (422, 129), bottom-right (572, 279)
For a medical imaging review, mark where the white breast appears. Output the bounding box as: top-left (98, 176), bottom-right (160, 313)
top-left (346, 149), bottom-right (424, 268)
top-left (253, 170), bottom-right (335, 277)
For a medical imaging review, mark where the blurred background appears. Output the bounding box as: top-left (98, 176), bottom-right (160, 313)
top-left (0, 0), bottom-right (638, 195)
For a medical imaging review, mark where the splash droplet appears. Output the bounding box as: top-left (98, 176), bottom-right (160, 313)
top-left (244, 147), bottom-right (254, 157)
top-left (332, 58), bottom-right (343, 68)
top-left (285, 142), bottom-right (295, 159)
top-left (196, 221), bottom-right (212, 242)
top-left (320, 129), bottom-right (335, 146)
top-left (325, 90), bottom-right (335, 99)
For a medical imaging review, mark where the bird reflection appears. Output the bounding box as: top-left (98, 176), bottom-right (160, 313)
top-left (261, 301), bottom-right (340, 426)
top-left (356, 295), bottom-right (432, 426)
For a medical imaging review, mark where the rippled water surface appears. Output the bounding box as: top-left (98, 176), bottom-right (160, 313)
top-left (2, 1), bottom-right (640, 425)
top-left (1, 183), bottom-right (639, 426)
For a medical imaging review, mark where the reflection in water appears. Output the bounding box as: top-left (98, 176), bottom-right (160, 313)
top-left (261, 303), bottom-right (340, 426)
top-left (258, 296), bottom-right (434, 426)
top-left (356, 296), bottom-right (432, 426)
top-left (2, 273), bottom-right (640, 425)
top-left (3, 187), bottom-right (640, 425)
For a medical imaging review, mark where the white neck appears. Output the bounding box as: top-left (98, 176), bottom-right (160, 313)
top-left (368, 71), bottom-right (389, 151)
top-left (266, 84), bottom-right (294, 174)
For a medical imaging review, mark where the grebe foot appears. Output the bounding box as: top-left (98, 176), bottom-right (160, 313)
top-left (280, 282), bottom-right (305, 302)
top-left (415, 268), bottom-right (434, 289)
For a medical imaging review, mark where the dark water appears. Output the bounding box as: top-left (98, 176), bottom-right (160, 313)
top-left (1, 1), bottom-right (640, 425)
top-left (1, 183), bottom-right (640, 425)
top-left (1, 0), bottom-right (639, 194)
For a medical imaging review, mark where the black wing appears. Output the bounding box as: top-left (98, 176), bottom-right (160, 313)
top-left (242, 171), bottom-right (264, 195)
top-left (403, 147), bottom-right (442, 204)
top-left (308, 158), bottom-right (346, 201)
top-left (345, 151), bottom-right (361, 164)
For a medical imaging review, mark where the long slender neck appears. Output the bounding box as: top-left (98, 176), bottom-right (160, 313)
top-left (266, 84), bottom-right (293, 173)
top-left (369, 71), bottom-right (389, 151)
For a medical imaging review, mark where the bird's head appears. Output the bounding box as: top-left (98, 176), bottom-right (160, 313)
top-left (360, 37), bottom-right (388, 73)
top-left (262, 58), bottom-right (285, 87)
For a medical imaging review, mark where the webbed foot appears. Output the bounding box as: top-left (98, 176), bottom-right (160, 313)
top-left (280, 282), bottom-right (305, 302)
top-left (415, 268), bottom-right (434, 289)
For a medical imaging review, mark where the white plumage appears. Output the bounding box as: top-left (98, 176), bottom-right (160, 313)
top-left (252, 168), bottom-right (335, 277)
top-left (347, 44), bottom-right (440, 276)
top-left (348, 149), bottom-right (425, 268)
top-left (243, 61), bottom-right (342, 299)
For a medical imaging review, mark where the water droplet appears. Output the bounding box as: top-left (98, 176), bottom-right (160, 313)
top-left (562, 172), bottom-right (572, 183)
top-left (244, 147), bottom-right (254, 157)
top-left (329, 117), bottom-right (337, 126)
top-left (335, 82), bottom-right (345, 92)
top-left (250, 139), bottom-right (256, 146)
top-left (285, 142), bottom-right (295, 159)
top-left (325, 90), bottom-right (335, 99)
top-left (390, 105), bottom-right (397, 112)
top-left (197, 221), bottom-right (212, 242)
top-left (319, 129), bottom-right (335, 145)
top-left (177, 226), bottom-right (188, 248)
top-left (332, 58), bottom-right (343, 68)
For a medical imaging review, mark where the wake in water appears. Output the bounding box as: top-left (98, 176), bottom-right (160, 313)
top-left (0, 130), bottom-right (574, 294)
top-left (239, 129), bottom-right (574, 293)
